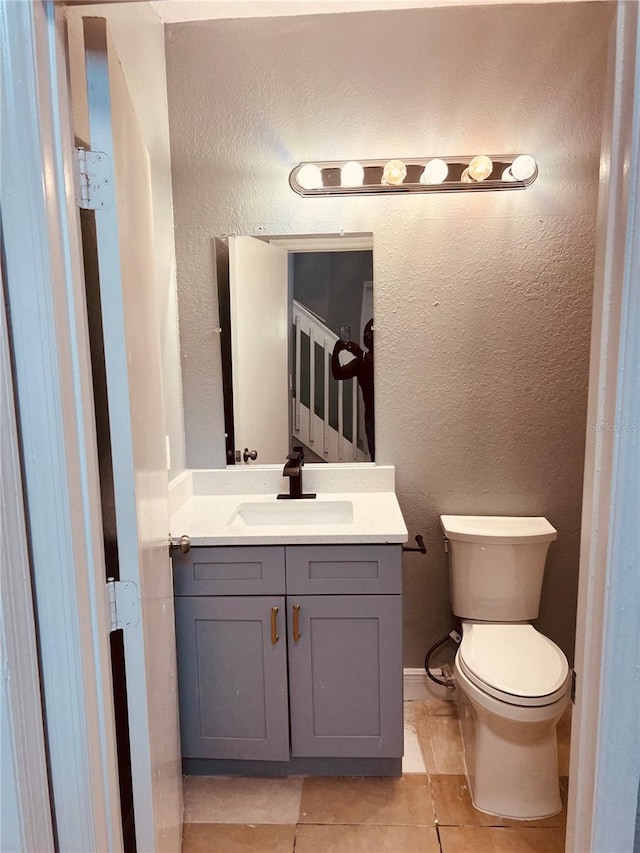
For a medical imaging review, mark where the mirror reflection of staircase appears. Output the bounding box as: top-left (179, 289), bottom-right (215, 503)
top-left (292, 300), bottom-right (370, 463)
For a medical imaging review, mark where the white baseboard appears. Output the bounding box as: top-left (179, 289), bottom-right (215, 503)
top-left (404, 667), bottom-right (458, 702)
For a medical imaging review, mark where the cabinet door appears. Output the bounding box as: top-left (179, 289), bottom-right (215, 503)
top-left (288, 595), bottom-right (403, 758)
top-left (175, 596), bottom-right (289, 761)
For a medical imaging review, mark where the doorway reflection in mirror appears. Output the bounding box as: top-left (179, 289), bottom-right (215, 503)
top-left (290, 249), bottom-right (373, 464)
top-left (331, 320), bottom-right (374, 461)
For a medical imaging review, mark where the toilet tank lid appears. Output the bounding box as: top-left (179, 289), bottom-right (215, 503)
top-left (440, 515), bottom-right (557, 544)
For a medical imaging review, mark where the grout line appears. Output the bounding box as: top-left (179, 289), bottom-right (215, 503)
top-left (435, 821), bottom-right (566, 828)
top-left (295, 822), bottom-right (437, 827)
top-left (297, 821), bottom-right (438, 824)
top-left (435, 822), bottom-right (444, 853)
top-left (423, 758), bottom-right (442, 834)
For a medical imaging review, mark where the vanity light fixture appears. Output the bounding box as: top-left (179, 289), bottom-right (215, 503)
top-left (290, 154), bottom-right (538, 196)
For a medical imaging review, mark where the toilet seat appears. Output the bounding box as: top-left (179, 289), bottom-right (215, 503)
top-left (458, 622), bottom-right (570, 707)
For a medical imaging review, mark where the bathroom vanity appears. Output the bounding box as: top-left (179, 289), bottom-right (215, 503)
top-left (169, 466), bottom-right (407, 776)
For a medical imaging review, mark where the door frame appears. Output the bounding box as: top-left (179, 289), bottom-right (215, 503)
top-left (566, 3), bottom-right (640, 851)
top-left (2, 0), bottom-right (639, 850)
top-left (1, 2), bottom-right (122, 850)
top-left (0, 262), bottom-right (55, 852)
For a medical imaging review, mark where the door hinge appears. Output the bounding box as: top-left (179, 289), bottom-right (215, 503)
top-left (571, 669), bottom-right (577, 703)
top-left (106, 578), bottom-right (140, 633)
top-left (73, 148), bottom-right (114, 210)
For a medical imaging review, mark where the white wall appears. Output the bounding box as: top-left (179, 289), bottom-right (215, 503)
top-left (166, 2), bottom-right (614, 666)
top-left (66, 2), bottom-right (185, 477)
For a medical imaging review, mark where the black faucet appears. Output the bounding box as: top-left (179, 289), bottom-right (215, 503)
top-left (277, 445), bottom-right (316, 500)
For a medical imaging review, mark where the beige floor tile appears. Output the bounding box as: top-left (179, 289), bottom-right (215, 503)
top-left (403, 723), bottom-right (428, 773)
top-left (403, 703), bottom-right (428, 773)
top-left (422, 699), bottom-right (460, 718)
top-left (183, 776), bottom-right (303, 824)
top-left (430, 775), bottom-right (568, 828)
top-left (439, 825), bottom-right (566, 853)
top-left (299, 775), bottom-right (435, 826)
top-left (415, 698), bottom-right (465, 774)
top-left (403, 701), bottom-right (424, 729)
top-left (182, 823), bottom-right (295, 852)
top-left (426, 713), bottom-right (465, 774)
top-left (413, 704), bottom-right (438, 773)
top-left (295, 823), bottom-right (441, 853)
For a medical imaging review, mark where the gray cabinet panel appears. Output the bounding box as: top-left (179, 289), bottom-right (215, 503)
top-left (175, 596), bottom-right (289, 760)
top-left (287, 595), bottom-right (403, 758)
top-left (173, 546), bottom-right (285, 596)
top-left (286, 545), bottom-right (402, 594)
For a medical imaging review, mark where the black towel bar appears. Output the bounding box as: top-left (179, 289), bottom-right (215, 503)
top-left (403, 534), bottom-right (427, 554)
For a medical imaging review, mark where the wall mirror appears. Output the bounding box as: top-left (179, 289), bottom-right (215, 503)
top-left (216, 233), bottom-right (374, 466)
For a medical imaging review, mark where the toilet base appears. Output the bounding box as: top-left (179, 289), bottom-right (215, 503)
top-left (456, 658), bottom-right (569, 820)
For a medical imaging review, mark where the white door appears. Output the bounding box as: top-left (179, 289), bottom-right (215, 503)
top-left (81, 19), bottom-right (182, 851)
top-left (229, 236), bottom-right (289, 463)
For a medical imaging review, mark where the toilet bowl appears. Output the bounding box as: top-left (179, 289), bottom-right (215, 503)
top-left (440, 515), bottom-right (570, 820)
top-left (455, 620), bottom-right (570, 819)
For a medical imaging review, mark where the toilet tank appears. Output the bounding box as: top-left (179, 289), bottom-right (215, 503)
top-left (440, 516), bottom-right (557, 622)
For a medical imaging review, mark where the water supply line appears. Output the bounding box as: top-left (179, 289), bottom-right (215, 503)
top-left (424, 628), bottom-right (461, 690)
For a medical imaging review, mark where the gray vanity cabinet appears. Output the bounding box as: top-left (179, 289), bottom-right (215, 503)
top-left (173, 543), bottom-right (403, 771)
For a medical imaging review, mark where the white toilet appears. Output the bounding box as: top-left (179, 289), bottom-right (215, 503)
top-left (440, 514), bottom-right (570, 821)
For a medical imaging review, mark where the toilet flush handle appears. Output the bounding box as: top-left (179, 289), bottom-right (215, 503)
top-left (402, 534), bottom-right (426, 554)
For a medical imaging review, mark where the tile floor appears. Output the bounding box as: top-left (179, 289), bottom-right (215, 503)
top-left (182, 700), bottom-right (571, 853)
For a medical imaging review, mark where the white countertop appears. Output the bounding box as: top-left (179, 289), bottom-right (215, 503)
top-left (169, 467), bottom-right (408, 546)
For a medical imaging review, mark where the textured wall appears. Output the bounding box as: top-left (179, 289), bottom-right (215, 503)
top-left (166, 2), bottom-right (614, 665)
top-left (66, 3), bottom-right (186, 477)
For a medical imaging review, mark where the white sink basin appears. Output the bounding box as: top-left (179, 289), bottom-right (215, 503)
top-left (228, 499), bottom-right (354, 527)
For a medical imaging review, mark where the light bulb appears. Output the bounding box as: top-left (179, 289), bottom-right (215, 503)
top-left (510, 154), bottom-right (537, 181)
top-left (468, 155), bottom-right (493, 182)
top-left (460, 168), bottom-right (473, 183)
top-left (501, 167), bottom-right (516, 181)
top-left (341, 161), bottom-right (365, 187)
top-left (420, 159), bottom-right (449, 184)
top-left (296, 163), bottom-right (323, 190)
top-left (382, 159), bottom-right (407, 186)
